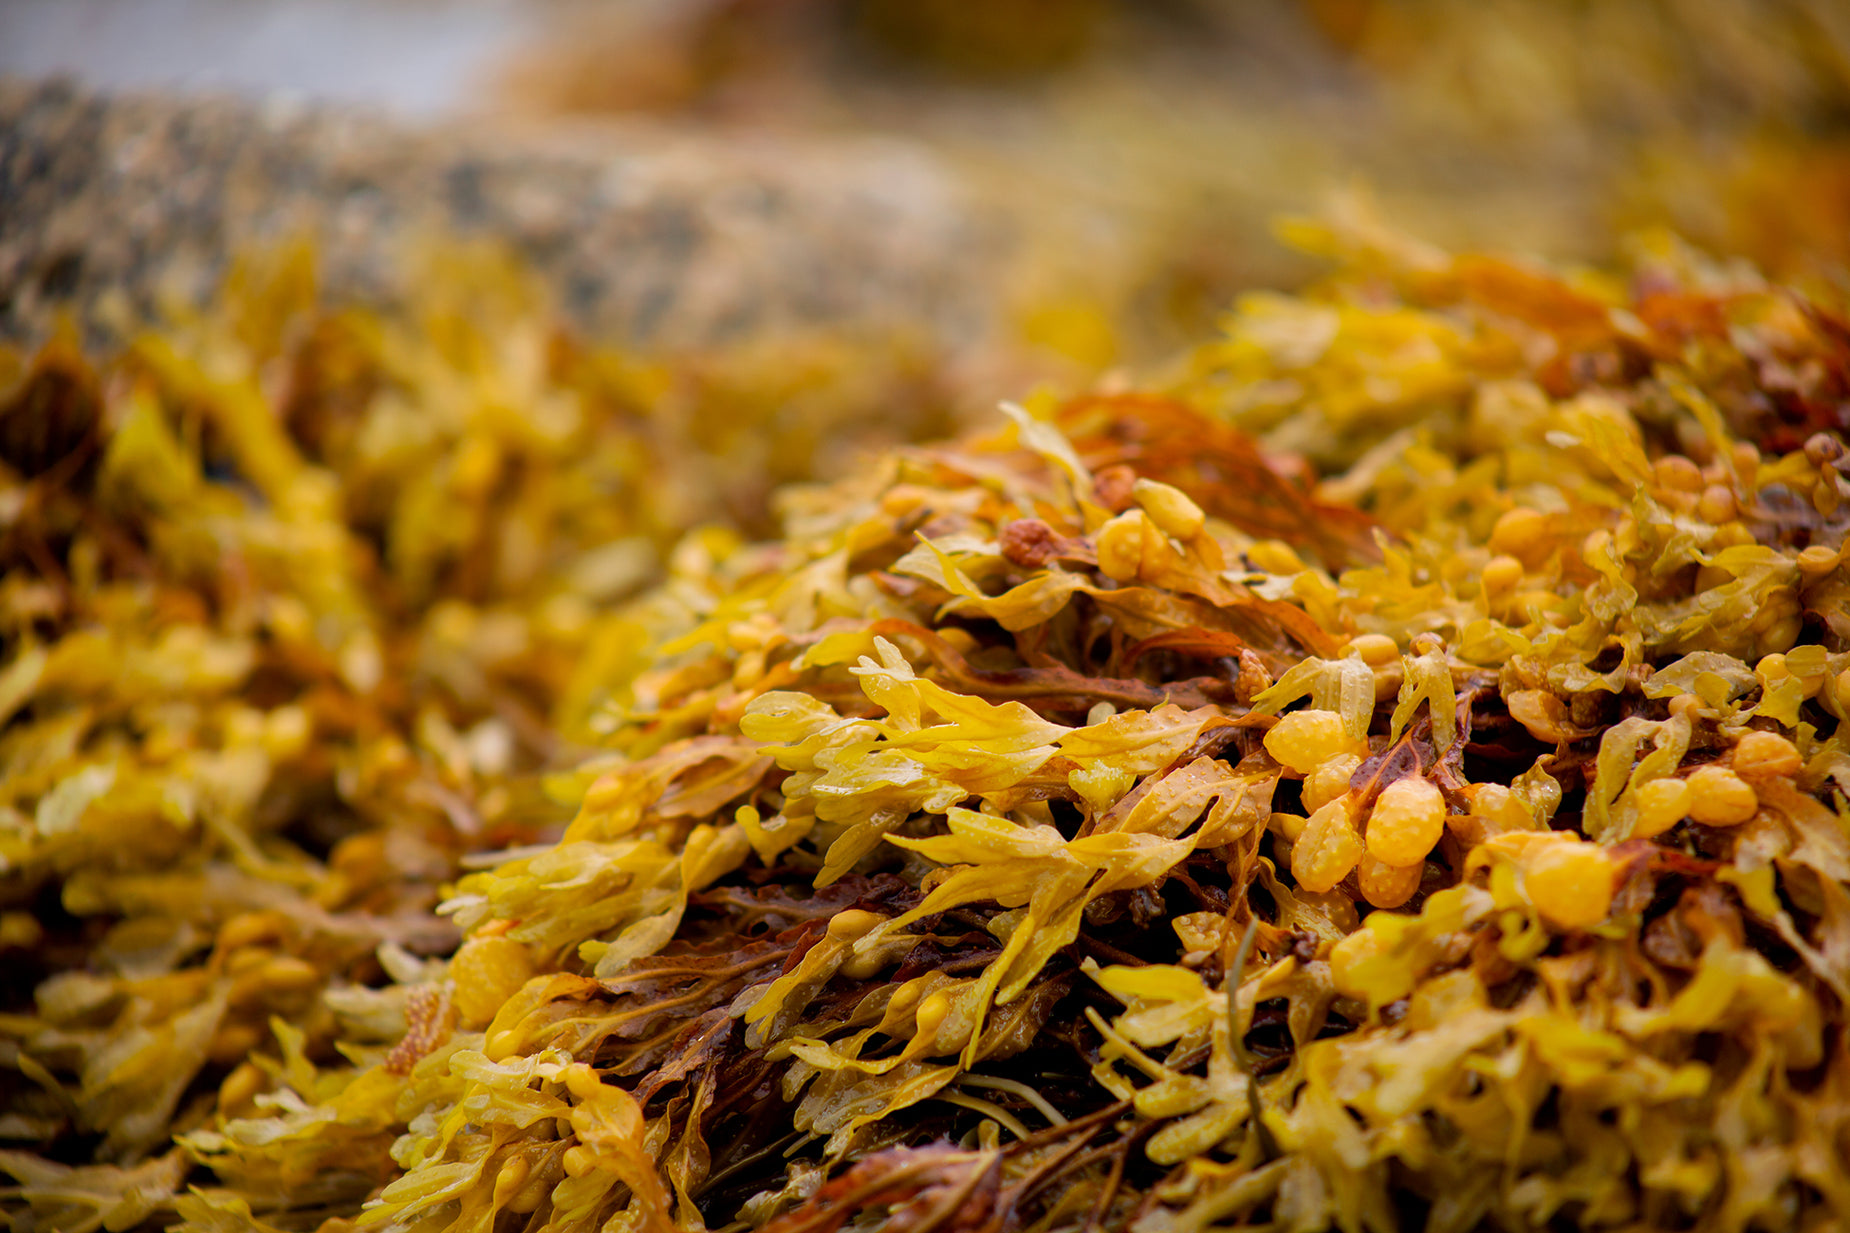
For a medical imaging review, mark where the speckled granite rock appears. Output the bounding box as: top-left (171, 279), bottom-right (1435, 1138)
top-left (0, 77), bottom-right (1014, 351)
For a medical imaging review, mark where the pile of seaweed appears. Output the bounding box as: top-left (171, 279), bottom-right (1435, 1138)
top-left (4, 216), bottom-right (1850, 1233)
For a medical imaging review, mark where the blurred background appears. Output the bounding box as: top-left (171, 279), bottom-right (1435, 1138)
top-left (6, 0), bottom-right (1850, 439)
top-left (490, 0), bottom-right (1850, 359)
top-left (10, 0), bottom-right (1850, 540)
top-left (8, 1), bottom-right (1850, 354)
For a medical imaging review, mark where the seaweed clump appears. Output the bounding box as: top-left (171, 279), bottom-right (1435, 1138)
top-left (5, 219), bottom-right (1850, 1233)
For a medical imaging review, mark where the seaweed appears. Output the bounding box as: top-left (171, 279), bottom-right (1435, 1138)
top-left (5, 221), bottom-right (1850, 1233)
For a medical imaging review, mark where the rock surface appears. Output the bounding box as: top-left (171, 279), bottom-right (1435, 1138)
top-left (0, 77), bottom-right (1014, 351)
